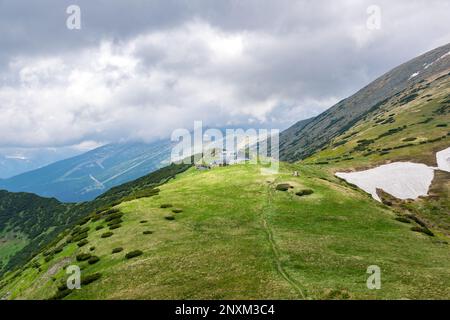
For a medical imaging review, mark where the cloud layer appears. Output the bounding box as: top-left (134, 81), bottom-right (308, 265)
top-left (0, 0), bottom-right (449, 149)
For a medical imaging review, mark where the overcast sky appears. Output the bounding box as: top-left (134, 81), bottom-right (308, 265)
top-left (0, 0), bottom-right (449, 152)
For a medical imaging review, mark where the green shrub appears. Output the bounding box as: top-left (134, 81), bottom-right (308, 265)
top-left (49, 288), bottom-right (71, 300)
top-left (295, 189), bottom-right (314, 196)
top-left (81, 273), bottom-right (102, 285)
top-left (112, 247), bottom-right (123, 254)
top-left (107, 218), bottom-right (123, 226)
top-left (395, 217), bottom-right (410, 224)
top-left (76, 253), bottom-right (92, 262)
top-left (143, 231), bottom-right (153, 235)
top-left (77, 239), bottom-right (89, 247)
top-left (164, 215), bottom-right (175, 221)
top-left (125, 250), bottom-right (143, 259)
top-left (172, 209), bottom-right (183, 213)
top-left (88, 256), bottom-right (100, 265)
top-left (90, 215), bottom-right (101, 222)
top-left (160, 204), bottom-right (173, 208)
top-left (95, 225), bottom-right (105, 231)
top-left (109, 224), bottom-right (121, 230)
top-left (104, 212), bottom-right (123, 222)
top-left (140, 220), bottom-right (148, 223)
top-left (101, 232), bottom-right (113, 238)
top-left (436, 123), bottom-right (448, 127)
top-left (102, 208), bottom-right (120, 215)
top-left (411, 226), bottom-right (434, 236)
top-left (78, 216), bottom-right (91, 226)
top-left (402, 137), bottom-right (417, 142)
top-left (89, 246), bottom-right (95, 251)
top-left (72, 232), bottom-right (88, 242)
top-left (53, 245), bottom-right (64, 254)
top-left (275, 183), bottom-right (291, 191)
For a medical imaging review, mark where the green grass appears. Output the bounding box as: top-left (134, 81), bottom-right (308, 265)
top-left (1, 163), bottom-right (449, 300)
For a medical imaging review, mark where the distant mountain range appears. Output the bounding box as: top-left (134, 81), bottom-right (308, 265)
top-left (0, 147), bottom-right (84, 179)
top-left (0, 140), bottom-right (173, 202)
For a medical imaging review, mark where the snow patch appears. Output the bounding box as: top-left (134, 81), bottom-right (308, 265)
top-left (336, 162), bottom-right (434, 202)
top-left (335, 147), bottom-right (449, 202)
top-left (436, 147), bottom-right (450, 172)
top-left (409, 72), bottom-right (419, 79)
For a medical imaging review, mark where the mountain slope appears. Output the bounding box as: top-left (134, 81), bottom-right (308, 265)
top-left (0, 163), bottom-right (191, 275)
top-left (0, 148), bottom-right (83, 179)
top-left (1, 163), bottom-right (448, 300)
top-left (0, 140), bottom-right (173, 202)
top-left (280, 43), bottom-right (450, 162)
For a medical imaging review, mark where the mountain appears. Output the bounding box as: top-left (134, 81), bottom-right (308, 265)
top-left (0, 45), bottom-right (449, 300)
top-left (280, 43), bottom-right (450, 162)
top-left (0, 163), bottom-right (191, 275)
top-left (0, 147), bottom-right (83, 179)
top-left (0, 190), bottom-right (74, 273)
top-left (0, 140), bottom-right (174, 202)
top-left (1, 161), bottom-right (449, 299)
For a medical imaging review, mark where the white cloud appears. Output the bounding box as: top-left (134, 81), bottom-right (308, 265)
top-left (0, 1), bottom-right (449, 151)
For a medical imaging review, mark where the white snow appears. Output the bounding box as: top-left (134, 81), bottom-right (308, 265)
top-left (335, 147), bottom-right (450, 202)
top-left (436, 147), bottom-right (450, 172)
top-left (336, 162), bottom-right (434, 202)
top-left (409, 72), bottom-right (419, 79)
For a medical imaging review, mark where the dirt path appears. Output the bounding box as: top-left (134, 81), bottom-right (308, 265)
top-left (261, 183), bottom-right (306, 299)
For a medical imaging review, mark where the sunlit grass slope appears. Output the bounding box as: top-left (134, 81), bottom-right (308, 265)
top-left (1, 163), bottom-right (449, 300)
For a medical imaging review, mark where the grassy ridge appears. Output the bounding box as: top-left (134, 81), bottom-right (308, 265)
top-left (1, 163), bottom-right (448, 299)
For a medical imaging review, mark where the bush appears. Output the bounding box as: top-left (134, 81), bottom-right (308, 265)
top-left (143, 231), bottom-right (153, 235)
top-left (104, 212), bottom-right (123, 222)
top-left (402, 137), bottom-right (417, 142)
top-left (395, 217), bottom-right (410, 224)
top-left (53, 245), bottom-right (64, 254)
top-left (164, 215), bottom-right (175, 221)
top-left (295, 189), bottom-right (314, 196)
top-left (275, 184), bottom-right (291, 191)
top-left (72, 232), bottom-right (88, 242)
top-left (411, 226), bottom-right (434, 236)
top-left (107, 218), bottom-right (123, 226)
top-left (125, 250), bottom-right (143, 259)
top-left (88, 256), bottom-right (100, 265)
top-left (81, 273), bottom-right (102, 285)
top-left (436, 123), bottom-right (448, 127)
top-left (112, 247), bottom-right (123, 254)
top-left (44, 255), bottom-right (54, 262)
top-left (78, 216), bottom-right (91, 226)
top-left (77, 239), bottom-right (89, 247)
top-left (101, 232), bottom-right (113, 238)
top-left (109, 224), bottom-right (121, 230)
top-left (76, 253), bottom-right (92, 262)
top-left (172, 209), bottom-right (183, 213)
top-left (160, 204), bottom-right (173, 208)
top-left (71, 226), bottom-right (89, 236)
top-left (102, 208), bottom-right (120, 215)
top-left (140, 220), bottom-right (148, 223)
top-left (89, 246), bottom-right (96, 251)
top-left (95, 225), bottom-right (104, 231)
top-left (49, 288), bottom-right (71, 300)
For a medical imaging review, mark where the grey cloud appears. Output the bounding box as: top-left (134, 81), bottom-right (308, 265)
top-left (0, 0), bottom-right (449, 150)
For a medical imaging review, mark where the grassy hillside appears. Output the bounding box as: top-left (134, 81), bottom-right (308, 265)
top-left (280, 43), bottom-right (450, 162)
top-left (304, 72), bottom-right (449, 168)
top-left (0, 163), bottom-right (191, 275)
top-left (1, 163), bottom-right (448, 300)
top-left (303, 69), bottom-right (449, 236)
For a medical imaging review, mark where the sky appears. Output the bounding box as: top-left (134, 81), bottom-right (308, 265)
top-left (0, 0), bottom-right (449, 155)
